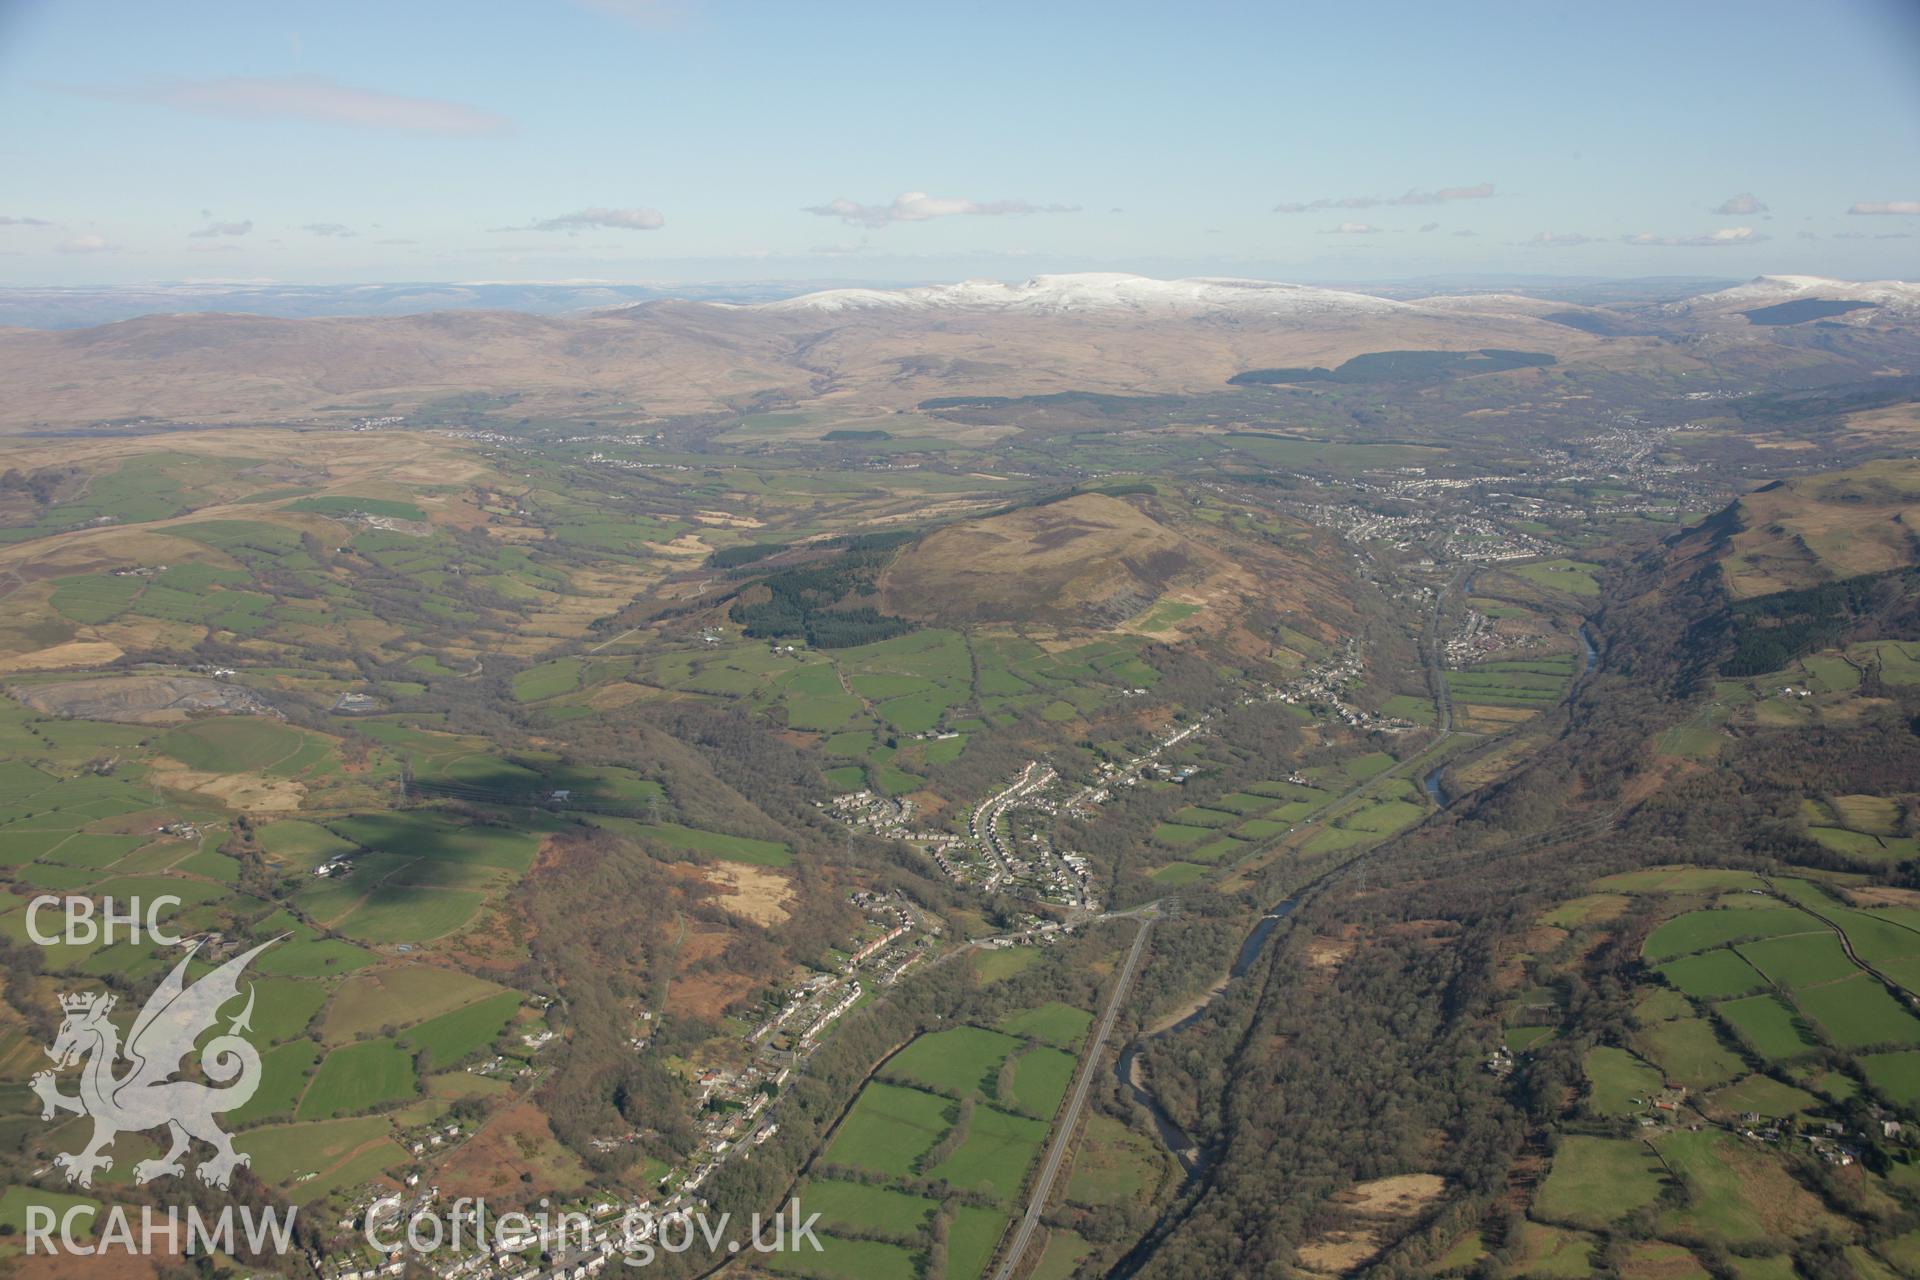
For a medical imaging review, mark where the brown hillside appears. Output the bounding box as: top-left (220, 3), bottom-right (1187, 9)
top-left (878, 492), bottom-right (1352, 637)
top-left (1680, 460), bottom-right (1920, 598)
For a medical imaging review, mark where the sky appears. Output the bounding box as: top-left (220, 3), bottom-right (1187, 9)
top-left (1, 0), bottom-right (1918, 288)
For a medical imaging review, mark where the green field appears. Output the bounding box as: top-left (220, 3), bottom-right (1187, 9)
top-left (1641, 908), bottom-right (1819, 963)
top-left (512, 658), bottom-right (584, 701)
top-left (799, 1177), bottom-right (938, 1237)
top-left (1009, 1046), bottom-right (1076, 1118)
top-left (1793, 974), bottom-right (1920, 1049)
top-left (999, 1002), bottom-right (1093, 1048)
top-left (1584, 1046), bottom-right (1663, 1115)
top-left (159, 717), bottom-right (308, 772)
top-left (1714, 993), bottom-right (1819, 1060)
top-left (929, 1104), bottom-right (1047, 1197)
top-left (297, 1039), bottom-right (418, 1118)
top-left (948, 1204), bottom-right (1009, 1280)
top-left (1658, 949), bottom-right (1767, 999)
top-left (823, 1082), bottom-right (954, 1177)
top-left (1862, 1050), bottom-right (1920, 1106)
top-left (768, 1233), bottom-right (921, 1280)
top-left (399, 991), bottom-right (521, 1064)
top-left (887, 1026), bottom-right (1022, 1101)
top-left (1533, 1136), bottom-right (1667, 1229)
top-left (1706, 1073), bottom-right (1822, 1119)
top-left (1737, 931), bottom-right (1859, 987)
top-left (322, 965), bottom-right (504, 1040)
top-left (1509, 559), bottom-right (1603, 596)
top-left (1637, 1016), bottom-right (1744, 1089)
top-left (1654, 1128), bottom-right (1840, 1246)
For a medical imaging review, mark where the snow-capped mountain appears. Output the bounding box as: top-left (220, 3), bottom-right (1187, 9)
top-left (736, 273), bottom-right (1414, 319)
top-left (1673, 275), bottom-right (1920, 316)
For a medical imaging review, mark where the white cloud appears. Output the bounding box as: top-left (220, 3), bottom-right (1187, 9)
top-left (88, 75), bottom-right (511, 137)
top-left (1452, 229), bottom-right (1479, 237)
top-left (498, 207), bottom-right (666, 232)
top-left (1320, 221), bottom-right (1383, 235)
top-left (302, 222), bottom-right (357, 237)
top-left (1418, 221), bottom-right (1440, 232)
top-left (1711, 193), bottom-right (1766, 215)
top-left (1389, 182), bottom-right (1494, 206)
top-left (803, 192), bottom-right (1079, 228)
top-left (1622, 226), bottom-right (1767, 246)
top-left (187, 243), bottom-right (242, 253)
top-left (1521, 231), bottom-right (1598, 247)
top-left (55, 235), bottom-right (115, 254)
top-left (188, 219), bottom-right (252, 238)
top-left (1849, 201), bottom-right (1920, 216)
top-left (374, 237), bottom-right (418, 245)
top-left (1275, 182), bottom-right (1493, 213)
top-left (0, 215), bottom-right (51, 227)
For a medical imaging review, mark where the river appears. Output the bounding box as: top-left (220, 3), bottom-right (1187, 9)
top-left (1113, 897), bottom-right (1300, 1175)
top-left (1578, 622), bottom-right (1598, 675)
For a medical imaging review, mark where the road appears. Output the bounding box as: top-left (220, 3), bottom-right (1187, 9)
top-left (992, 911), bottom-right (1157, 1280)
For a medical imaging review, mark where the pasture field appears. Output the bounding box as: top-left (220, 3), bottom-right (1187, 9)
top-left (1657, 950), bottom-right (1766, 999)
top-left (1009, 1046), bottom-right (1077, 1118)
top-left (1301, 793), bottom-right (1425, 855)
top-left (886, 1026), bottom-right (1022, 1101)
top-left (1705, 1073), bottom-right (1822, 1119)
top-left (999, 1001), bottom-right (1093, 1047)
top-left (1509, 559), bottom-right (1604, 596)
top-left (1654, 1129), bottom-right (1841, 1246)
top-left (623, 820), bottom-right (792, 866)
top-left (1640, 908), bottom-right (1819, 963)
top-left (1714, 994), bottom-right (1819, 1060)
top-left (157, 717), bottom-right (308, 772)
top-left (228, 1038), bottom-right (324, 1125)
top-left (1533, 1136), bottom-right (1667, 1229)
top-left (1737, 932), bottom-right (1858, 987)
top-left (1636, 1016), bottom-right (1744, 1089)
top-left (1063, 1112), bottom-right (1166, 1206)
top-left (322, 965), bottom-right (507, 1042)
top-left (948, 1204), bottom-right (1009, 1280)
top-left (767, 1233), bottom-right (921, 1280)
top-left (823, 1082), bottom-right (954, 1177)
top-left (974, 948), bottom-right (1038, 983)
top-left (1150, 821), bottom-right (1212, 848)
top-left (328, 812), bottom-right (541, 871)
top-left (297, 1039), bottom-right (418, 1118)
top-left (798, 1177), bottom-right (938, 1237)
top-left (928, 1104), bottom-right (1047, 1197)
top-left (397, 991), bottom-right (522, 1063)
top-left (0, 1184), bottom-right (98, 1242)
top-left (334, 884), bottom-right (488, 944)
top-left (1506, 1026), bottom-right (1556, 1051)
top-left (1792, 974), bottom-right (1920, 1049)
top-left (1599, 867), bottom-right (1768, 894)
top-left (1828, 909), bottom-right (1920, 992)
top-left (1810, 827), bottom-right (1919, 863)
top-left (237, 1115), bottom-right (400, 1187)
top-left (1149, 861), bottom-right (1207, 885)
top-left (1511, 1222), bottom-right (1598, 1278)
top-left (1585, 1046), bottom-right (1663, 1115)
top-left (1863, 1051), bottom-right (1920, 1105)
top-left (1446, 657), bottom-right (1574, 708)
top-left (250, 977), bottom-right (335, 1044)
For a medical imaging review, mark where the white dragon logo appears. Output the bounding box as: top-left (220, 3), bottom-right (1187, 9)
top-left (31, 938), bottom-right (275, 1190)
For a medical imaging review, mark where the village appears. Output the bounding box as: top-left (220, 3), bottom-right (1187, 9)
top-left (319, 890), bottom-right (937, 1280)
